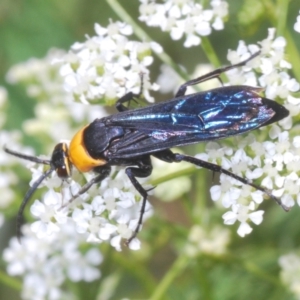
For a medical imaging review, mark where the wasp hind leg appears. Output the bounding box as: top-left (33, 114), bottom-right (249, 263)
top-left (153, 150), bottom-right (289, 212)
top-left (175, 51), bottom-right (260, 97)
top-left (124, 156), bottom-right (153, 246)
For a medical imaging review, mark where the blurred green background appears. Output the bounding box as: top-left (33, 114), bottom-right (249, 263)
top-left (1, 0), bottom-right (300, 299)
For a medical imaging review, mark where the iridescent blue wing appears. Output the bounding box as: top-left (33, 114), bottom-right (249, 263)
top-left (103, 86), bottom-right (288, 158)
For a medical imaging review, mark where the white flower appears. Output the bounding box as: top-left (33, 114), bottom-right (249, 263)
top-left (185, 29), bottom-right (300, 237)
top-left (59, 21), bottom-right (158, 104)
top-left (139, 0), bottom-right (228, 48)
top-left (185, 225), bottom-right (231, 257)
top-left (66, 248), bottom-right (102, 282)
top-left (222, 203), bottom-right (264, 237)
top-left (210, 176), bottom-right (241, 208)
top-left (30, 189), bottom-right (68, 238)
top-left (204, 128), bottom-right (300, 235)
top-left (227, 30), bottom-right (299, 103)
top-left (5, 142), bottom-right (154, 251)
top-left (5, 49), bottom-right (107, 143)
top-left (0, 131), bottom-right (32, 218)
top-left (3, 222), bottom-right (103, 299)
top-left (28, 163), bottom-right (153, 250)
top-left (279, 252), bottom-right (300, 298)
top-left (294, 11), bottom-right (300, 33)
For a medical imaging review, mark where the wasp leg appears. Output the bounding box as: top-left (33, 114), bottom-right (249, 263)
top-left (175, 51), bottom-right (260, 97)
top-left (115, 92), bottom-right (138, 112)
top-left (124, 156), bottom-right (153, 246)
top-left (153, 150), bottom-right (289, 212)
top-left (115, 74), bottom-right (144, 112)
top-left (61, 165), bottom-right (111, 208)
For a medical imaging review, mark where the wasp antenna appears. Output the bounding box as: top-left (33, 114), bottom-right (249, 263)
top-left (17, 167), bottom-right (54, 241)
top-left (4, 146), bottom-right (51, 165)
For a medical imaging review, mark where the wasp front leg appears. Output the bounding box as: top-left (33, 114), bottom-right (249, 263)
top-left (61, 165), bottom-right (111, 208)
top-left (115, 74), bottom-right (144, 112)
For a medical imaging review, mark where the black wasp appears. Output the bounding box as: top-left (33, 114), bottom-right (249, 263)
top-left (5, 51), bottom-right (289, 245)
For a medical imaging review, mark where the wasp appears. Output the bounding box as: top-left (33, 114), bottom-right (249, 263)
top-left (5, 51), bottom-right (289, 245)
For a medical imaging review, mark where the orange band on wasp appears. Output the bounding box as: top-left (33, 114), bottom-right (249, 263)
top-left (69, 125), bottom-right (107, 172)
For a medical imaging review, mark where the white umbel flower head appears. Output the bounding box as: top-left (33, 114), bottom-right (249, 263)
top-left (59, 21), bottom-right (159, 104)
top-left (195, 29), bottom-right (300, 237)
top-left (139, 0), bottom-right (228, 47)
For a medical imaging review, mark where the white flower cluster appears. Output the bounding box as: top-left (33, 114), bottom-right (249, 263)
top-left (139, 0), bottom-right (228, 47)
top-left (3, 224), bottom-right (103, 300)
top-left (279, 253), bottom-right (300, 298)
top-left (6, 49), bottom-right (66, 102)
top-left (0, 88), bottom-right (33, 227)
top-left (0, 131), bottom-right (24, 215)
top-left (20, 167), bottom-right (152, 252)
top-left (195, 29), bottom-right (300, 237)
top-left (185, 225), bottom-right (231, 257)
top-left (6, 49), bottom-right (109, 144)
top-left (294, 10), bottom-right (300, 33)
top-left (2, 23), bottom-right (156, 296)
top-left (227, 29), bottom-right (298, 125)
top-left (59, 21), bottom-right (160, 105)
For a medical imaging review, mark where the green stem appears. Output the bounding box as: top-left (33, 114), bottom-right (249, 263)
top-left (105, 0), bottom-right (189, 81)
top-left (150, 167), bottom-right (196, 186)
top-left (243, 261), bottom-right (282, 286)
top-left (213, 252), bottom-right (283, 287)
top-left (201, 37), bottom-right (221, 68)
top-left (275, 0), bottom-right (289, 36)
top-left (193, 168), bottom-right (207, 223)
top-left (149, 254), bottom-right (190, 300)
top-left (201, 37), bottom-right (232, 83)
top-left (195, 257), bottom-right (213, 300)
top-left (113, 252), bottom-right (157, 294)
top-left (285, 30), bottom-right (300, 82)
top-left (192, 143), bottom-right (208, 221)
top-left (0, 270), bottom-right (22, 291)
